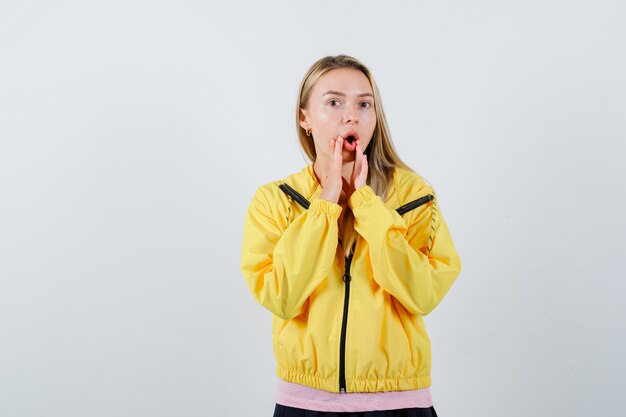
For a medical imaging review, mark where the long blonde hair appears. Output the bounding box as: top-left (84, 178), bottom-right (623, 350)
top-left (295, 55), bottom-right (412, 255)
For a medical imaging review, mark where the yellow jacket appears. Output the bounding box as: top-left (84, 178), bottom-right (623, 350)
top-left (240, 163), bottom-right (462, 393)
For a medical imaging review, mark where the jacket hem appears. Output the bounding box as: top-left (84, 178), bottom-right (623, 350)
top-left (348, 374), bottom-right (432, 393)
top-left (277, 365), bottom-right (431, 393)
top-left (277, 366), bottom-right (337, 393)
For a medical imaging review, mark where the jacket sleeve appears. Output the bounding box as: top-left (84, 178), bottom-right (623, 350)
top-left (240, 186), bottom-right (343, 320)
top-left (348, 184), bottom-right (462, 316)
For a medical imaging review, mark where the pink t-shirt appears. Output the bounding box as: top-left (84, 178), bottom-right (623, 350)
top-left (276, 378), bottom-right (433, 412)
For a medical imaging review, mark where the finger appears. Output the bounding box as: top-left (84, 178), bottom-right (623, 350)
top-left (354, 140), bottom-right (363, 173)
top-left (334, 136), bottom-right (343, 161)
top-left (328, 138), bottom-right (335, 175)
top-left (357, 140), bottom-right (366, 166)
top-left (361, 155), bottom-right (368, 179)
top-left (331, 137), bottom-right (336, 160)
top-left (331, 136), bottom-right (343, 176)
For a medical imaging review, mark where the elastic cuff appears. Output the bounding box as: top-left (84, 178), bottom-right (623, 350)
top-left (348, 185), bottom-right (377, 209)
top-left (309, 198), bottom-right (343, 219)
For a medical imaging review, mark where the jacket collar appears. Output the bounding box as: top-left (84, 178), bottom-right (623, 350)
top-left (306, 163), bottom-right (324, 202)
top-left (285, 163), bottom-right (401, 209)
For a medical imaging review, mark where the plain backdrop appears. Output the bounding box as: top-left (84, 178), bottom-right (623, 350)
top-left (1, 1), bottom-right (625, 416)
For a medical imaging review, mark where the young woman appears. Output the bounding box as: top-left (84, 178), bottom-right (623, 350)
top-left (241, 55), bottom-right (462, 416)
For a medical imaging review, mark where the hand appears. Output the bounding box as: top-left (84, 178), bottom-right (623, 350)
top-left (318, 136), bottom-right (344, 203)
top-left (350, 139), bottom-right (368, 192)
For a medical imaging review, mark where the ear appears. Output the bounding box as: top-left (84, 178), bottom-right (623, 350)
top-left (298, 108), bottom-right (310, 131)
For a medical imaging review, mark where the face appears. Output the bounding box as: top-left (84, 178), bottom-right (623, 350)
top-left (299, 68), bottom-right (376, 163)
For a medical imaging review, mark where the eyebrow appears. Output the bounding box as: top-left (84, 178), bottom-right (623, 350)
top-left (322, 90), bottom-right (374, 98)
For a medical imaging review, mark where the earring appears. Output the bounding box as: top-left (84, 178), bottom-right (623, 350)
top-left (306, 128), bottom-right (311, 137)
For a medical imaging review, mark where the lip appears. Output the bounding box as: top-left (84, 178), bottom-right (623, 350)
top-left (341, 130), bottom-right (360, 144)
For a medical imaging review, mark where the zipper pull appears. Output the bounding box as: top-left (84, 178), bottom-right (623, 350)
top-left (343, 256), bottom-right (352, 282)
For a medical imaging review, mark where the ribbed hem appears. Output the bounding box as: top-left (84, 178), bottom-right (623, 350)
top-left (309, 198), bottom-right (343, 219)
top-left (277, 366), bottom-right (337, 393)
top-left (277, 365), bottom-right (432, 394)
top-left (348, 374), bottom-right (432, 393)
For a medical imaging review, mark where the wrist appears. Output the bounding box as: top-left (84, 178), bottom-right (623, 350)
top-left (319, 189), bottom-right (339, 204)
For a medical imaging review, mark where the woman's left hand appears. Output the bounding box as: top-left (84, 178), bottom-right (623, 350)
top-left (351, 139), bottom-right (368, 191)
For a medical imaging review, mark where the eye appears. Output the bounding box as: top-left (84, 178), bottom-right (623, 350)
top-left (361, 101), bottom-right (372, 108)
top-left (328, 99), bottom-right (341, 107)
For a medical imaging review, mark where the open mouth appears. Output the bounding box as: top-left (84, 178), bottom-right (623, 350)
top-left (341, 131), bottom-right (359, 151)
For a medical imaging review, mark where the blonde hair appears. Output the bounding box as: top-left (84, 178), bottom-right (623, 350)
top-left (295, 55), bottom-right (413, 255)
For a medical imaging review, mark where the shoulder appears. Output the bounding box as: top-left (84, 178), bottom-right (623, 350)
top-left (392, 166), bottom-right (435, 205)
top-left (257, 164), bottom-right (315, 200)
top-left (246, 165), bottom-right (312, 214)
top-left (247, 179), bottom-right (284, 212)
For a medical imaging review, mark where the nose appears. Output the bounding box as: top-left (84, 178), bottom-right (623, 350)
top-left (343, 106), bottom-right (359, 125)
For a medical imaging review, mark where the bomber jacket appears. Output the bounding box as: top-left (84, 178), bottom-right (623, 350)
top-left (240, 163), bottom-right (462, 393)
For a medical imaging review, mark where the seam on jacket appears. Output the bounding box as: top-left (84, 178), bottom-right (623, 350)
top-left (286, 195), bottom-right (293, 226)
top-left (306, 184), bottom-right (320, 202)
top-left (427, 190), bottom-right (438, 255)
top-left (393, 166), bottom-right (400, 207)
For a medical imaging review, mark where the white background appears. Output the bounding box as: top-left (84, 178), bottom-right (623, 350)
top-left (1, 1), bottom-right (625, 416)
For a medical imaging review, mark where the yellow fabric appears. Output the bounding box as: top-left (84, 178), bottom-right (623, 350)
top-left (240, 164), bottom-right (462, 393)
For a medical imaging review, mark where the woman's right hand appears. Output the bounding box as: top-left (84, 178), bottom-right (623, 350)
top-left (318, 136), bottom-right (344, 203)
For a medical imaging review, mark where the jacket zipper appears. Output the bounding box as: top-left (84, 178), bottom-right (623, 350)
top-left (278, 183), bottom-right (310, 209)
top-left (395, 194), bottom-right (434, 215)
top-left (339, 252), bottom-right (353, 392)
top-left (277, 183), bottom-right (434, 391)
